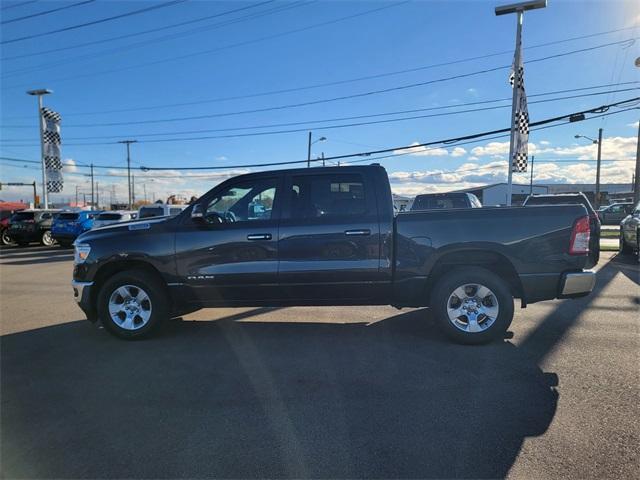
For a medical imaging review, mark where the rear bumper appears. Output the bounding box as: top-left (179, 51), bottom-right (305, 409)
top-left (52, 232), bottom-right (78, 242)
top-left (72, 280), bottom-right (97, 322)
top-left (8, 230), bottom-right (39, 242)
top-left (520, 269), bottom-right (596, 303)
top-left (558, 271), bottom-right (596, 298)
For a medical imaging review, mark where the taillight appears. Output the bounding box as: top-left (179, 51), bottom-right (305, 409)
top-left (569, 216), bottom-right (591, 255)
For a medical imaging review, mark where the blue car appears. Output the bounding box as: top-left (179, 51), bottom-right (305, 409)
top-left (51, 210), bottom-right (102, 247)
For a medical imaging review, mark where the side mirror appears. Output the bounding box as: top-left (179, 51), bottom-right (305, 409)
top-left (191, 204), bottom-right (205, 220)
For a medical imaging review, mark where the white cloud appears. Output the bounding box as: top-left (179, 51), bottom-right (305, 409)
top-left (627, 121), bottom-right (639, 128)
top-left (466, 88), bottom-right (478, 97)
top-left (393, 142), bottom-right (449, 157)
top-left (62, 158), bottom-right (77, 173)
top-left (450, 147), bottom-right (467, 157)
top-left (539, 140), bottom-right (551, 145)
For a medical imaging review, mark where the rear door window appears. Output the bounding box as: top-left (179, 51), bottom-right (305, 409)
top-left (289, 173), bottom-right (368, 219)
top-left (139, 207), bottom-right (164, 218)
top-left (11, 212), bottom-right (35, 221)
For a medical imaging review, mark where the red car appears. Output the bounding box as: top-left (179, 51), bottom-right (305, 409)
top-left (0, 202), bottom-right (29, 246)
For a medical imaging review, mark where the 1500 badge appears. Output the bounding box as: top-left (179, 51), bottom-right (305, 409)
top-left (187, 275), bottom-right (215, 280)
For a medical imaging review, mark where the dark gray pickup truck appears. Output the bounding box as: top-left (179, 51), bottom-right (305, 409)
top-left (72, 165), bottom-right (595, 344)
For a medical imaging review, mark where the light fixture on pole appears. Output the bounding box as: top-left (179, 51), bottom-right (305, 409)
top-left (495, 0), bottom-right (546, 206)
top-left (575, 129), bottom-right (603, 208)
top-left (307, 133), bottom-right (327, 167)
top-left (26, 88), bottom-right (52, 209)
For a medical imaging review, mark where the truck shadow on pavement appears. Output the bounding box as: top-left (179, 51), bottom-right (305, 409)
top-left (0, 257), bottom-right (626, 479)
top-left (0, 246), bottom-right (73, 266)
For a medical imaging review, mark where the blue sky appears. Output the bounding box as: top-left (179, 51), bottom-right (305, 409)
top-left (1, 0), bottom-right (639, 204)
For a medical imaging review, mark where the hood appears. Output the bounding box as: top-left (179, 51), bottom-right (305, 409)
top-left (77, 216), bottom-right (171, 243)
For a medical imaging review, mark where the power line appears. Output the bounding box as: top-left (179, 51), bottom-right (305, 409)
top-left (135, 101), bottom-right (639, 171)
top-left (1, 1), bottom-right (38, 12)
top-left (0, 0), bottom-right (188, 45)
top-left (1, 1), bottom-right (314, 77)
top-left (0, 1), bottom-right (409, 87)
top-left (1, 1), bottom-right (276, 61)
top-left (3, 86), bottom-right (637, 144)
top-left (1, 0), bottom-right (95, 25)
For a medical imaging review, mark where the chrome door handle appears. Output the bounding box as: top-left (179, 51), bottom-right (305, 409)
top-left (344, 229), bottom-right (371, 236)
top-left (247, 233), bottom-right (272, 241)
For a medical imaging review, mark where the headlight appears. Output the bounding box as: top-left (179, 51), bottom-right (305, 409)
top-left (74, 243), bottom-right (91, 264)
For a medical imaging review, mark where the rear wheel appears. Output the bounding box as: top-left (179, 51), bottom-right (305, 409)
top-left (97, 270), bottom-right (168, 339)
top-left (41, 230), bottom-right (55, 246)
top-left (430, 267), bottom-right (514, 345)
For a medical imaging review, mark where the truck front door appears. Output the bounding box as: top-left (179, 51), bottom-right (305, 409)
top-left (277, 171), bottom-right (385, 303)
top-left (174, 175), bottom-right (282, 305)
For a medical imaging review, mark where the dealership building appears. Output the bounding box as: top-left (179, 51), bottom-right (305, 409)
top-left (452, 183), bottom-right (635, 206)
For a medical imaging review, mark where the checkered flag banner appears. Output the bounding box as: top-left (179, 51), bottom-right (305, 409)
top-left (40, 107), bottom-right (63, 192)
top-left (509, 50), bottom-right (529, 173)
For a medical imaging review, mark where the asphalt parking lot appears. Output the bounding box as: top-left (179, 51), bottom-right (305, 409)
top-left (1, 247), bottom-right (638, 479)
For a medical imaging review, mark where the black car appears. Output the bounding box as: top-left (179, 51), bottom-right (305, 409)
top-left (523, 193), bottom-right (600, 268)
top-left (72, 165), bottom-right (594, 345)
top-left (619, 201), bottom-right (640, 260)
top-left (8, 209), bottom-right (60, 246)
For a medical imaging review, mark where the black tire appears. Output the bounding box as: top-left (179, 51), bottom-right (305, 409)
top-left (430, 267), bottom-right (514, 345)
top-left (16, 241), bottom-right (29, 247)
top-left (97, 270), bottom-right (168, 340)
top-left (619, 231), bottom-right (633, 255)
top-left (1, 229), bottom-right (13, 246)
top-left (40, 230), bottom-right (55, 246)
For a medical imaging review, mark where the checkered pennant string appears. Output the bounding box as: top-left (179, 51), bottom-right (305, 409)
top-left (509, 50), bottom-right (529, 173)
top-left (40, 107), bottom-right (64, 192)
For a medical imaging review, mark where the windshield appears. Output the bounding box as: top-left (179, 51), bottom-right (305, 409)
top-left (11, 212), bottom-right (35, 221)
top-left (97, 213), bottom-right (122, 221)
top-left (57, 213), bottom-right (79, 221)
top-left (139, 207), bottom-right (164, 219)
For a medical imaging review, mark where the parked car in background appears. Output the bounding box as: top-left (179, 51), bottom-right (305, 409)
top-left (72, 165), bottom-right (595, 345)
top-left (8, 209), bottom-right (60, 246)
top-left (0, 202), bottom-right (28, 245)
top-left (92, 211), bottom-right (138, 229)
top-left (523, 193), bottom-right (600, 268)
top-left (411, 192), bottom-right (482, 210)
top-left (51, 210), bottom-right (102, 247)
top-left (619, 201), bottom-right (640, 260)
top-left (138, 204), bottom-right (187, 219)
top-left (598, 202), bottom-right (634, 225)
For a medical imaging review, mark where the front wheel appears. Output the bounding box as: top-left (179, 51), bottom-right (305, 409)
top-left (41, 230), bottom-right (55, 246)
top-left (430, 267), bottom-right (514, 345)
top-left (1, 229), bottom-right (13, 246)
top-left (619, 231), bottom-right (633, 255)
top-left (97, 270), bottom-right (168, 339)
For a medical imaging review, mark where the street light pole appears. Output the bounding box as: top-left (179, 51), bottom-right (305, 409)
top-left (495, 0), bottom-right (546, 206)
top-left (26, 89), bottom-right (52, 208)
top-left (595, 128), bottom-right (603, 209)
top-left (90, 163), bottom-right (95, 208)
top-left (634, 120), bottom-right (640, 205)
top-left (118, 140), bottom-right (137, 209)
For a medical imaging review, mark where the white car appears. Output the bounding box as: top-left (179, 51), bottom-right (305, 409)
top-left (92, 211), bottom-right (138, 229)
top-left (138, 204), bottom-right (187, 219)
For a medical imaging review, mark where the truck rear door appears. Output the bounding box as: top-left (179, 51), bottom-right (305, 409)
top-left (277, 170), bottom-right (385, 302)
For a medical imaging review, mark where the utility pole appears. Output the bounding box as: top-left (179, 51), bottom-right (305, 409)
top-left (32, 181), bottom-right (37, 206)
top-left (90, 163), bottom-right (95, 208)
top-left (595, 127), bottom-right (603, 209)
top-left (96, 182), bottom-right (99, 209)
top-left (495, 0), bottom-right (546, 206)
top-left (529, 155), bottom-right (535, 195)
top-left (307, 132), bottom-right (312, 168)
top-left (118, 140), bottom-right (137, 209)
top-left (143, 183), bottom-right (147, 203)
top-left (26, 89), bottom-right (52, 209)
top-left (132, 174), bottom-right (136, 206)
top-left (634, 120), bottom-right (640, 205)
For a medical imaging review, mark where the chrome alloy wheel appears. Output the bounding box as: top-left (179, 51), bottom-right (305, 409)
top-left (446, 283), bottom-right (499, 333)
top-left (108, 285), bottom-right (152, 331)
top-left (42, 230), bottom-right (55, 246)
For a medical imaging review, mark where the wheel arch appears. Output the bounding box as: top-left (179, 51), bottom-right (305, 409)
top-left (425, 249), bottom-right (524, 301)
